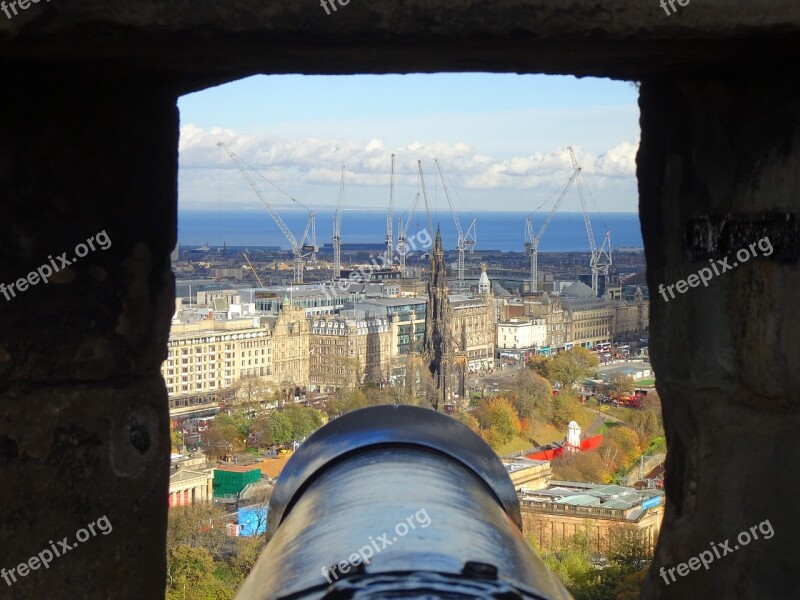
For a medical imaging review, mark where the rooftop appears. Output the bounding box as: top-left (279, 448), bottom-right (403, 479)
top-left (519, 480), bottom-right (664, 515)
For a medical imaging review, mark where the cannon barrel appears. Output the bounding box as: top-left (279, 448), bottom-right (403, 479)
top-left (235, 405), bottom-right (571, 600)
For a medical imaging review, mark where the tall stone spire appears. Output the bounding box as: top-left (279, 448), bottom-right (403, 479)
top-left (423, 224), bottom-right (453, 411)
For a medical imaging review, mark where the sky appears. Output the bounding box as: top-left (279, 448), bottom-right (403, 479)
top-left (178, 73), bottom-right (640, 214)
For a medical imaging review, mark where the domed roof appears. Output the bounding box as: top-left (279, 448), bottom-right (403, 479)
top-left (561, 281), bottom-right (595, 298)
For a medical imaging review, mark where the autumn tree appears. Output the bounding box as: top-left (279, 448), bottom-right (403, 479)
top-left (170, 429), bottom-right (185, 453)
top-left (607, 373), bottom-right (634, 399)
top-left (526, 354), bottom-right (551, 379)
top-left (550, 392), bottom-right (582, 429)
top-left (450, 408), bottom-right (480, 434)
top-left (511, 370), bottom-right (553, 420)
top-left (548, 347), bottom-right (599, 388)
top-left (167, 503), bottom-right (228, 557)
top-left (603, 426), bottom-right (642, 471)
top-left (250, 416), bottom-right (274, 448)
top-left (387, 384), bottom-right (419, 405)
top-left (228, 537), bottom-right (265, 587)
top-left (630, 392), bottom-right (664, 444)
top-left (551, 450), bottom-right (612, 484)
top-left (475, 396), bottom-right (522, 447)
top-left (201, 415), bottom-right (240, 459)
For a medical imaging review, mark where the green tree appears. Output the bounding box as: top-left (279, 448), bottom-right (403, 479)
top-left (548, 347), bottom-right (599, 388)
top-left (166, 545), bottom-right (234, 600)
top-left (283, 405), bottom-right (313, 440)
top-left (530, 530), bottom-right (596, 593)
top-left (268, 410), bottom-right (293, 445)
top-left (228, 536), bottom-right (265, 586)
top-left (613, 569), bottom-right (648, 600)
top-left (606, 524), bottom-right (652, 572)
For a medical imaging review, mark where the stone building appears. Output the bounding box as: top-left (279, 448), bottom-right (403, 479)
top-left (162, 318), bottom-right (273, 420)
top-left (168, 454), bottom-right (215, 508)
top-left (309, 314), bottom-right (391, 392)
top-left (524, 292), bottom-right (567, 353)
top-left (520, 482), bottom-right (664, 554)
top-left (559, 281), bottom-right (614, 350)
top-left (448, 264), bottom-right (496, 372)
top-left (609, 285), bottom-right (649, 340)
top-left (450, 294), bottom-right (495, 372)
top-left (269, 304), bottom-right (310, 398)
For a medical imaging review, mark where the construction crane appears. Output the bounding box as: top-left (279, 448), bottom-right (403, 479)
top-left (385, 154), bottom-right (395, 263)
top-left (434, 159), bottom-right (476, 294)
top-left (217, 142), bottom-right (317, 284)
top-left (332, 165), bottom-right (346, 280)
top-left (397, 192), bottom-right (421, 275)
top-left (416, 160), bottom-right (434, 238)
top-left (524, 165), bottom-right (580, 293)
top-left (242, 252), bottom-right (265, 288)
top-left (568, 146), bottom-right (613, 295)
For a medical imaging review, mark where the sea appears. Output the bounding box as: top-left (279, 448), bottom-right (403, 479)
top-left (178, 210), bottom-right (642, 253)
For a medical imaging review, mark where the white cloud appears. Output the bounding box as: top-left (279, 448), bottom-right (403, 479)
top-left (179, 125), bottom-right (639, 211)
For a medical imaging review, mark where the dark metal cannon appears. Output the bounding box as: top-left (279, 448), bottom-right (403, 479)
top-left (235, 405), bottom-right (571, 600)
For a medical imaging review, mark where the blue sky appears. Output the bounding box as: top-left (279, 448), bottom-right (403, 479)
top-left (178, 74), bottom-right (640, 212)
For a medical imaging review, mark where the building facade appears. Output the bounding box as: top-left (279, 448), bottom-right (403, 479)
top-left (520, 482), bottom-right (664, 554)
top-left (162, 318), bottom-right (273, 420)
top-left (450, 295), bottom-right (495, 371)
top-left (309, 314), bottom-right (391, 392)
top-left (270, 305), bottom-right (310, 397)
top-left (168, 455), bottom-right (215, 509)
top-left (497, 318), bottom-right (547, 352)
top-left (524, 292), bottom-right (566, 353)
top-left (609, 285), bottom-right (649, 340)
